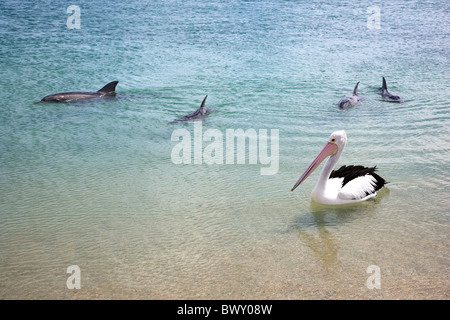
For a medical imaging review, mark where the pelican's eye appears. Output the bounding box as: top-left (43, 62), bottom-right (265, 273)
top-left (330, 138), bottom-right (336, 143)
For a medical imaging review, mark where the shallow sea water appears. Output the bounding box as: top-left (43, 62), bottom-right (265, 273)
top-left (0, 0), bottom-right (449, 299)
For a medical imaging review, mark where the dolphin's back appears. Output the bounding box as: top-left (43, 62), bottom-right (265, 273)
top-left (41, 92), bottom-right (99, 102)
top-left (37, 81), bottom-right (119, 103)
top-left (338, 82), bottom-right (361, 109)
top-left (174, 95), bottom-right (209, 121)
top-left (380, 77), bottom-right (403, 102)
top-left (181, 108), bottom-right (202, 119)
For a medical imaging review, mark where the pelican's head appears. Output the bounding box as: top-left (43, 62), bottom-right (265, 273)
top-left (291, 130), bottom-right (347, 192)
top-left (328, 130), bottom-right (347, 150)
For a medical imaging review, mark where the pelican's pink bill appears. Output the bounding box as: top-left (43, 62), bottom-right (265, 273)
top-left (291, 142), bottom-right (338, 192)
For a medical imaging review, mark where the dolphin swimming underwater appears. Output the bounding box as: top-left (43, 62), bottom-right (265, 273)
top-left (173, 95), bottom-right (211, 122)
top-left (338, 81), bottom-right (362, 109)
top-left (380, 77), bottom-right (403, 102)
top-left (36, 81), bottom-right (119, 103)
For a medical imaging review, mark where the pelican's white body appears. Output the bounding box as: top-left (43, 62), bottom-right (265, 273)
top-left (292, 130), bottom-right (384, 205)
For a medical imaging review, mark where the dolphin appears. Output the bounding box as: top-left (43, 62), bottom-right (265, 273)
top-left (173, 95), bottom-right (211, 122)
top-left (380, 77), bottom-right (403, 102)
top-left (36, 81), bottom-right (119, 103)
top-left (338, 81), bottom-right (362, 109)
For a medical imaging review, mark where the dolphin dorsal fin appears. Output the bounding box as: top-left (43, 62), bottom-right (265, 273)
top-left (200, 95), bottom-right (208, 109)
top-left (98, 81), bottom-right (119, 93)
top-left (382, 77), bottom-right (387, 90)
top-left (353, 81), bottom-right (360, 95)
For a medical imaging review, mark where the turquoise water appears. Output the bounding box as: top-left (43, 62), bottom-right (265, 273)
top-left (0, 0), bottom-right (449, 299)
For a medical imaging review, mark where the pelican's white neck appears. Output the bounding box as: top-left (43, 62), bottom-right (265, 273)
top-left (313, 151), bottom-right (341, 195)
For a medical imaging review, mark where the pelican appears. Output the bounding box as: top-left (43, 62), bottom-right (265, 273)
top-left (291, 130), bottom-right (387, 205)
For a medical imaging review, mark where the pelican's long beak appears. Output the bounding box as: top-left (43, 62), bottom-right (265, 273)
top-left (291, 142), bottom-right (338, 192)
